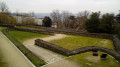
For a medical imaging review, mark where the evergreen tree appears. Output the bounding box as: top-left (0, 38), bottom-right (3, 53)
top-left (85, 12), bottom-right (100, 33)
top-left (42, 16), bottom-right (52, 27)
top-left (99, 13), bottom-right (114, 34)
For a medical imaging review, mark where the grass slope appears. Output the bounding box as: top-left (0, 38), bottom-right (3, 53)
top-left (0, 27), bottom-right (8, 31)
top-left (9, 30), bottom-right (49, 42)
top-left (50, 35), bottom-right (114, 50)
top-left (67, 52), bottom-right (120, 67)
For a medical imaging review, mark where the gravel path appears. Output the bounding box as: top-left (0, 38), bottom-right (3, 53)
top-left (23, 34), bottom-right (67, 64)
top-left (0, 32), bottom-right (33, 67)
top-left (23, 34), bottom-right (81, 67)
top-left (42, 58), bottom-right (81, 67)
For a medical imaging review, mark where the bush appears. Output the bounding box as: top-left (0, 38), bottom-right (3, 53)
top-left (42, 16), bottom-right (52, 27)
top-left (85, 12), bottom-right (100, 33)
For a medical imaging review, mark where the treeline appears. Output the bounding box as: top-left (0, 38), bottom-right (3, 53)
top-left (0, 13), bottom-right (17, 25)
top-left (1, 1), bottom-right (120, 35)
top-left (50, 9), bottom-right (119, 34)
top-left (86, 12), bottom-right (114, 34)
top-left (15, 11), bottom-right (37, 25)
top-left (50, 10), bottom-right (89, 32)
top-left (0, 2), bottom-right (17, 25)
top-left (0, 2), bottom-right (37, 25)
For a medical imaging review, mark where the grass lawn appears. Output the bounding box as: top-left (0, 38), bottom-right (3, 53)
top-left (17, 26), bottom-right (43, 30)
top-left (9, 30), bottom-right (49, 42)
top-left (67, 52), bottom-right (120, 67)
top-left (0, 27), bottom-right (8, 31)
top-left (50, 35), bottom-right (114, 50)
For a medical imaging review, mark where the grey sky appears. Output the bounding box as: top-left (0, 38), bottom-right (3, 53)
top-left (1, 0), bottom-right (120, 14)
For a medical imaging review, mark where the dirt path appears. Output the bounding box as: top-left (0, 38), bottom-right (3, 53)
top-left (41, 34), bottom-right (67, 42)
top-left (23, 34), bottom-right (67, 64)
top-left (23, 34), bottom-right (66, 46)
top-left (0, 32), bottom-right (34, 67)
top-left (42, 58), bottom-right (81, 67)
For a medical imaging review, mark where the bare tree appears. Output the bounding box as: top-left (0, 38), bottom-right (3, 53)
top-left (0, 2), bottom-right (9, 13)
top-left (76, 10), bottom-right (90, 32)
top-left (50, 9), bottom-right (62, 28)
top-left (62, 10), bottom-right (72, 28)
top-left (77, 10), bottom-right (90, 19)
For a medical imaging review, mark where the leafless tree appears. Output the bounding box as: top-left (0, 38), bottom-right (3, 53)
top-left (62, 10), bottom-right (72, 28)
top-left (77, 10), bottom-right (90, 19)
top-left (0, 2), bottom-right (9, 13)
top-left (77, 10), bottom-right (90, 25)
top-left (50, 9), bottom-right (62, 28)
top-left (76, 10), bottom-right (90, 32)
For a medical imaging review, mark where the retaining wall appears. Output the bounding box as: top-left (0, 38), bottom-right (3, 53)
top-left (35, 39), bottom-right (120, 63)
top-left (71, 46), bottom-right (120, 63)
top-left (13, 27), bottom-right (54, 35)
top-left (113, 35), bottom-right (120, 53)
top-left (1, 24), bottom-right (120, 52)
top-left (35, 39), bottom-right (71, 56)
top-left (24, 25), bottom-right (114, 39)
top-left (0, 24), bottom-right (14, 28)
top-left (1, 24), bottom-right (120, 63)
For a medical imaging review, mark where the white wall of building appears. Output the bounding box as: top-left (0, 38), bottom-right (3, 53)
top-left (13, 16), bottom-right (43, 25)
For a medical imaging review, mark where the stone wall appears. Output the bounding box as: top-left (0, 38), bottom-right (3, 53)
top-left (35, 39), bottom-right (120, 63)
top-left (13, 27), bottom-right (54, 35)
top-left (35, 39), bottom-right (71, 56)
top-left (25, 25), bottom-right (113, 39)
top-left (1, 24), bottom-right (120, 63)
top-left (113, 35), bottom-right (120, 53)
top-left (71, 46), bottom-right (120, 62)
top-left (0, 24), bottom-right (14, 28)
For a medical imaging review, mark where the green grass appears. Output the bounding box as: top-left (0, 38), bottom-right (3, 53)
top-left (0, 27), bottom-right (8, 31)
top-left (67, 52), bottom-right (120, 67)
top-left (17, 26), bottom-right (43, 30)
top-left (50, 35), bottom-right (114, 50)
top-left (7, 31), bottom-right (49, 67)
top-left (9, 30), bottom-right (49, 42)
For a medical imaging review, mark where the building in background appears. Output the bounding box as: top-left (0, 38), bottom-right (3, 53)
top-left (13, 15), bottom-right (43, 25)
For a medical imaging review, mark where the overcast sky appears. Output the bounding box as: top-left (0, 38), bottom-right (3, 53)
top-left (1, 0), bottom-right (120, 14)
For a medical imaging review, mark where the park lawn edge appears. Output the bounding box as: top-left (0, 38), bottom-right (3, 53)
top-left (16, 26), bottom-right (43, 30)
top-left (8, 30), bottom-right (50, 43)
top-left (50, 35), bottom-right (114, 50)
top-left (67, 51), bottom-right (120, 67)
top-left (1, 28), bottom-right (46, 67)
